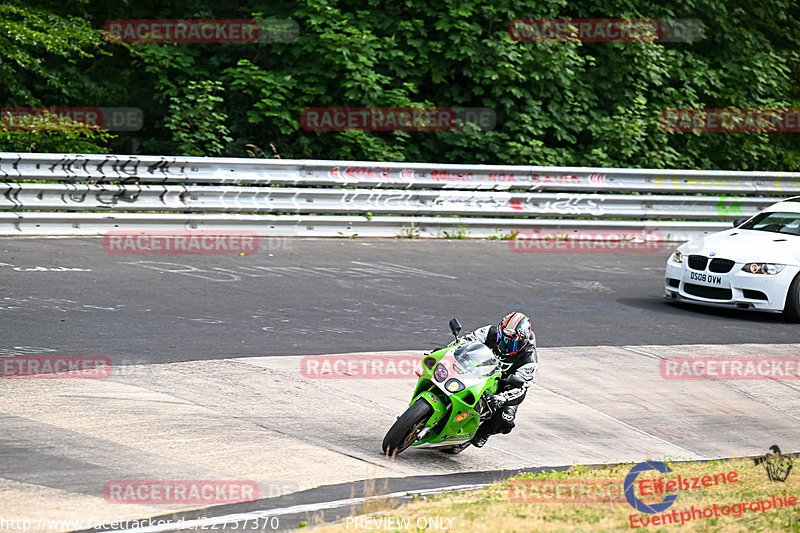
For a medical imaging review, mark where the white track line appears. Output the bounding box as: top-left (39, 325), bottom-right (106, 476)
top-left (621, 346), bottom-right (661, 359)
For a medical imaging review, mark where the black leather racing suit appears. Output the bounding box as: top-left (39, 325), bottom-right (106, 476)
top-left (457, 324), bottom-right (538, 441)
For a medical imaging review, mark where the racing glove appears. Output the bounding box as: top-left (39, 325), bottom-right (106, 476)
top-left (486, 393), bottom-right (507, 409)
top-left (488, 387), bottom-right (526, 408)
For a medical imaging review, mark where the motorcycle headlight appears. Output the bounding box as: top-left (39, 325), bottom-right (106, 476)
top-left (433, 363), bottom-right (448, 382)
top-left (742, 263), bottom-right (785, 275)
top-left (445, 379), bottom-right (465, 393)
top-left (671, 250), bottom-right (683, 264)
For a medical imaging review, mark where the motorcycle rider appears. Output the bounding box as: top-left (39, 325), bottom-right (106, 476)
top-left (456, 312), bottom-right (538, 448)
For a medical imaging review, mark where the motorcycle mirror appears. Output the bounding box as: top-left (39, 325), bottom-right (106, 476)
top-left (448, 318), bottom-right (462, 338)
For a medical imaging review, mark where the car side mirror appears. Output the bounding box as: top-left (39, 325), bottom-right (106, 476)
top-left (506, 374), bottom-right (525, 388)
top-left (448, 318), bottom-right (462, 339)
top-left (733, 218), bottom-right (747, 227)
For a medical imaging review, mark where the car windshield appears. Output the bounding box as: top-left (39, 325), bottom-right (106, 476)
top-left (452, 341), bottom-right (498, 377)
top-left (739, 211), bottom-right (800, 236)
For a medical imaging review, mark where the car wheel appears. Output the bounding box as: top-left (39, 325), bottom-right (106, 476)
top-left (782, 273), bottom-right (800, 323)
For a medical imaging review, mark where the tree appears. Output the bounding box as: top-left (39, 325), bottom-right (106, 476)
top-left (0, 2), bottom-right (114, 153)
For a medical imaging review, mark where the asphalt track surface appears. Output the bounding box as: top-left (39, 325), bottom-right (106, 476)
top-left (2, 237), bottom-right (800, 532)
top-left (1, 237), bottom-right (799, 364)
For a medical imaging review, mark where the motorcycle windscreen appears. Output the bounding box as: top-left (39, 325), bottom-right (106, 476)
top-left (453, 342), bottom-right (498, 377)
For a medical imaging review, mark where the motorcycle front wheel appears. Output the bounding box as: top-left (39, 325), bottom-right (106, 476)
top-left (382, 400), bottom-right (433, 456)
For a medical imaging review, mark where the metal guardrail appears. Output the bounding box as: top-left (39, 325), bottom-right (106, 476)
top-left (0, 183), bottom-right (777, 219)
top-left (0, 212), bottom-right (730, 240)
top-left (1, 152), bottom-right (798, 239)
top-left (3, 152), bottom-right (800, 192)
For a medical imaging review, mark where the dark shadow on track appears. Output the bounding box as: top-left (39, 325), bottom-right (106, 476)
top-left (614, 297), bottom-right (786, 323)
top-left (659, 299), bottom-right (786, 323)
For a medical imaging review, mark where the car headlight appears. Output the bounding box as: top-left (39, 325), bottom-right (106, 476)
top-left (433, 363), bottom-right (448, 382)
top-left (741, 263), bottom-right (786, 275)
top-left (445, 379), bottom-right (465, 393)
top-left (671, 250), bottom-right (683, 264)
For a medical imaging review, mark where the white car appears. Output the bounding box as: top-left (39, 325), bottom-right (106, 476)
top-left (665, 197), bottom-right (800, 321)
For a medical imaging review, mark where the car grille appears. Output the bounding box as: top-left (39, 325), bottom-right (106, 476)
top-left (684, 283), bottom-right (732, 300)
top-left (688, 255), bottom-right (708, 270)
top-left (709, 258), bottom-right (735, 273)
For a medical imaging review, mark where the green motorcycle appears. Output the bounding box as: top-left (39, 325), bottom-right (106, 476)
top-left (382, 318), bottom-right (523, 456)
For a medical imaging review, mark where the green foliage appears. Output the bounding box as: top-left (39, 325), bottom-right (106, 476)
top-left (0, 1), bottom-right (114, 152)
top-left (164, 80), bottom-right (233, 156)
top-left (439, 224), bottom-right (470, 239)
top-left (1, 0), bottom-right (799, 170)
top-left (511, 464), bottom-right (590, 480)
top-left (0, 110), bottom-right (115, 153)
top-left (397, 223), bottom-right (420, 239)
top-left (487, 229), bottom-right (520, 240)
top-left (0, 3), bottom-right (108, 104)
top-left (0, 128), bottom-right (115, 154)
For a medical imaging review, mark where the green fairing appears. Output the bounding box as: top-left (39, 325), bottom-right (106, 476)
top-left (408, 343), bottom-right (501, 446)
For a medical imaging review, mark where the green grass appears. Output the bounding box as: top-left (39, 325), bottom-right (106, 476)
top-left (311, 457), bottom-right (800, 532)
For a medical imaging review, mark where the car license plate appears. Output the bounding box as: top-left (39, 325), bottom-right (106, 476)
top-left (689, 271), bottom-right (723, 285)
